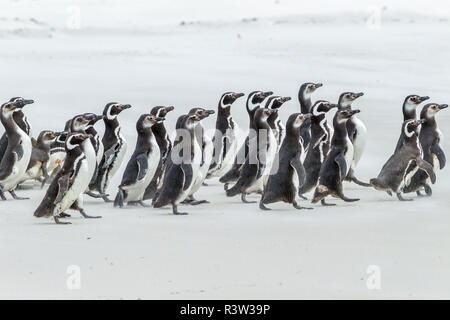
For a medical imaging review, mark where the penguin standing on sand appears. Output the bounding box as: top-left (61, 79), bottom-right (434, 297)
top-left (298, 82), bottom-right (322, 151)
top-left (184, 107), bottom-right (215, 204)
top-left (403, 103), bottom-right (447, 197)
top-left (207, 92), bottom-right (244, 179)
top-left (260, 113), bottom-right (313, 210)
top-left (265, 96), bottom-right (291, 146)
top-left (220, 91), bottom-right (273, 189)
top-left (395, 95), bottom-right (430, 151)
top-left (311, 109), bottom-right (362, 206)
top-left (34, 133), bottom-right (101, 224)
top-left (0, 98), bottom-right (34, 200)
top-left (89, 103), bottom-right (131, 202)
top-left (370, 119), bottom-right (436, 201)
top-left (337, 91), bottom-right (370, 186)
top-left (298, 100), bottom-right (337, 199)
top-left (143, 106), bottom-right (174, 201)
top-left (226, 108), bottom-right (278, 203)
top-left (0, 97), bottom-right (32, 161)
top-left (20, 130), bottom-right (57, 187)
top-left (114, 114), bottom-right (165, 208)
top-left (153, 113), bottom-right (207, 215)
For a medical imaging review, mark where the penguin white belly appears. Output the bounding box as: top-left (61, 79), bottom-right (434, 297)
top-left (176, 143), bottom-right (202, 203)
top-left (344, 137), bottom-right (354, 176)
top-left (3, 134), bottom-right (32, 191)
top-left (48, 151), bottom-right (66, 173)
top-left (84, 141), bottom-right (97, 180)
top-left (101, 138), bottom-right (127, 193)
top-left (211, 127), bottom-right (239, 177)
top-left (58, 158), bottom-right (90, 213)
top-left (96, 140), bottom-right (104, 165)
top-left (247, 132), bottom-right (277, 194)
top-left (351, 117), bottom-right (367, 168)
top-left (190, 136), bottom-right (213, 195)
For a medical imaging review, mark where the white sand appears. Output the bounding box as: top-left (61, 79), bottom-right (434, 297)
top-left (0, 0), bottom-right (449, 299)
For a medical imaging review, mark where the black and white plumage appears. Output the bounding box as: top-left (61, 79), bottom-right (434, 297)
top-left (48, 131), bottom-right (68, 178)
top-left (370, 119), bottom-right (436, 201)
top-left (207, 92), bottom-right (244, 179)
top-left (0, 98), bottom-right (34, 200)
top-left (83, 113), bottom-right (105, 194)
top-left (143, 106), bottom-right (174, 201)
top-left (312, 109), bottom-right (361, 206)
top-left (114, 114), bottom-right (165, 208)
top-left (225, 108), bottom-right (278, 203)
top-left (219, 91), bottom-right (273, 189)
top-left (34, 133), bottom-right (101, 224)
top-left (89, 103), bottom-right (131, 202)
top-left (403, 103), bottom-right (447, 197)
top-left (394, 95), bottom-right (430, 152)
top-left (298, 82), bottom-right (322, 152)
top-left (264, 96), bottom-right (291, 146)
top-left (260, 113), bottom-right (312, 210)
top-left (153, 113), bottom-right (208, 215)
top-left (298, 100), bottom-right (337, 198)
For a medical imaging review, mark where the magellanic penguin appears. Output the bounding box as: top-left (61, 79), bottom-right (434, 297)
top-left (265, 96), bottom-right (292, 146)
top-left (298, 82), bottom-right (323, 152)
top-left (207, 92), bottom-right (245, 179)
top-left (184, 107), bottom-right (215, 205)
top-left (34, 133), bottom-right (101, 224)
top-left (226, 108), bottom-right (278, 203)
top-left (143, 106), bottom-right (175, 201)
top-left (219, 91), bottom-right (273, 189)
top-left (89, 103), bottom-right (131, 202)
top-left (19, 130), bottom-right (57, 187)
top-left (298, 100), bottom-right (337, 199)
top-left (394, 95), bottom-right (430, 152)
top-left (402, 103), bottom-right (447, 197)
top-left (260, 113), bottom-right (313, 210)
top-left (311, 109), bottom-right (362, 206)
top-left (337, 91), bottom-right (370, 186)
top-left (153, 112), bottom-right (208, 215)
top-left (370, 119), bottom-right (436, 201)
top-left (114, 114), bottom-right (165, 208)
top-left (0, 97), bottom-right (32, 161)
top-left (0, 98), bottom-right (34, 200)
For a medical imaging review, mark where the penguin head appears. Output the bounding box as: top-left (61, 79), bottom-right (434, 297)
top-left (83, 113), bottom-right (104, 127)
top-left (70, 115), bottom-right (91, 132)
top-left (421, 103), bottom-right (447, 120)
top-left (104, 102), bottom-right (132, 121)
top-left (219, 92), bottom-right (245, 109)
top-left (311, 100), bottom-right (337, 116)
top-left (138, 114), bottom-right (165, 131)
top-left (403, 119), bottom-right (423, 138)
top-left (265, 96), bottom-right (291, 110)
top-left (335, 109), bottom-right (360, 124)
top-left (38, 130), bottom-right (57, 145)
top-left (188, 108), bottom-right (215, 121)
top-left (65, 132), bottom-right (90, 151)
top-left (151, 106), bottom-right (174, 118)
top-left (299, 82), bottom-right (323, 100)
top-left (1, 97), bottom-right (34, 116)
top-left (287, 112), bottom-right (312, 130)
top-left (404, 95), bottom-right (429, 111)
top-left (338, 92), bottom-right (364, 109)
top-left (254, 108), bottom-right (274, 122)
top-left (247, 91), bottom-right (273, 111)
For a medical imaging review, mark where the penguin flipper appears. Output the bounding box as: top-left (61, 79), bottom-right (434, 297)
top-left (181, 164), bottom-right (193, 191)
top-left (103, 143), bottom-right (119, 168)
top-left (290, 156), bottom-right (306, 187)
top-left (415, 157), bottom-right (436, 184)
top-left (431, 143), bottom-right (446, 169)
top-left (335, 152), bottom-right (347, 182)
top-left (54, 173), bottom-right (70, 205)
top-left (15, 144), bottom-right (24, 161)
top-left (136, 153), bottom-right (149, 181)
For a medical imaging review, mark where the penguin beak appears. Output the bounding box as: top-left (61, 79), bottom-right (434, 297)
top-left (350, 109), bottom-right (361, 115)
top-left (165, 106), bottom-right (175, 112)
top-left (234, 93), bottom-right (245, 99)
top-left (354, 92), bottom-right (364, 98)
top-left (283, 97), bottom-right (292, 102)
top-left (263, 91), bottom-right (273, 97)
top-left (420, 96), bottom-right (430, 102)
top-left (329, 103), bottom-right (338, 109)
top-left (13, 99), bottom-right (34, 108)
top-left (23, 99), bottom-right (34, 105)
top-left (206, 110), bottom-right (215, 115)
top-left (156, 117), bottom-right (165, 122)
top-left (438, 104), bottom-right (448, 110)
top-left (119, 104), bottom-right (132, 111)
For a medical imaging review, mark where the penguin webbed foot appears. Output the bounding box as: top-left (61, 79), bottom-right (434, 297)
top-left (186, 195), bottom-right (209, 205)
top-left (397, 193), bottom-right (413, 201)
top-left (241, 193), bottom-right (256, 204)
top-left (114, 189), bottom-right (124, 208)
top-left (0, 186), bottom-right (6, 201)
top-left (223, 183), bottom-right (229, 191)
top-left (320, 199), bottom-right (336, 206)
top-left (102, 195), bottom-right (113, 203)
top-left (54, 216), bottom-right (71, 225)
top-left (10, 190), bottom-right (29, 200)
top-left (351, 177), bottom-right (371, 187)
top-left (259, 200), bottom-right (271, 211)
top-left (58, 212), bottom-right (71, 218)
top-left (339, 195), bottom-right (360, 202)
top-left (172, 204), bottom-right (188, 215)
top-left (80, 209), bottom-right (102, 219)
top-left (202, 182), bottom-right (208, 186)
top-left (293, 201), bottom-right (313, 210)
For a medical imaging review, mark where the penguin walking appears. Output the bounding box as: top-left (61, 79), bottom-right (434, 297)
top-left (89, 103), bottom-right (131, 202)
top-left (260, 113), bottom-right (313, 210)
top-left (153, 113), bottom-right (207, 215)
top-left (370, 119), bottom-right (436, 201)
top-left (20, 130), bottom-right (57, 187)
top-left (226, 108), bottom-right (278, 203)
top-left (143, 106), bottom-right (174, 201)
top-left (395, 95), bottom-right (430, 152)
top-left (402, 103), bottom-right (447, 197)
top-left (265, 96), bottom-right (291, 146)
top-left (298, 82), bottom-right (323, 152)
top-left (219, 91), bottom-right (273, 189)
top-left (114, 114), bottom-right (165, 208)
top-left (0, 98), bottom-right (34, 200)
top-left (298, 100), bottom-right (337, 199)
top-left (0, 97), bottom-right (32, 162)
top-left (311, 109), bottom-right (362, 206)
top-left (34, 133), bottom-right (101, 224)
top-left (337, 91), bottom-right (370, 186)
top-left (207, 92), bottom-right (244, 179)
top-left (184, 107), bottom-right (215, 205)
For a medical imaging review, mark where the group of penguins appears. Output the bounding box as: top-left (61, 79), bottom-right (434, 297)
top-left (0, 83), bottom-right (446, 224)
